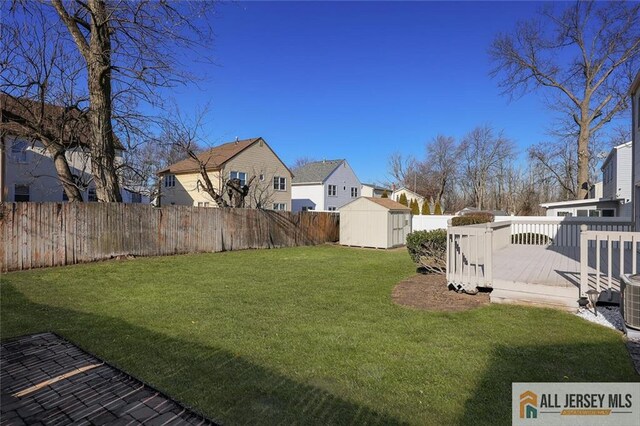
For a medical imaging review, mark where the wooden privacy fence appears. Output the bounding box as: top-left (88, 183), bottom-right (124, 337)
top-left (1, 202), bottom-right (340, 272)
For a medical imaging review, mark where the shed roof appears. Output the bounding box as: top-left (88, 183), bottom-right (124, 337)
top-left (292, 159), bottom-right (343, 184)
top-left (365, 197), bottom-right (411, 211)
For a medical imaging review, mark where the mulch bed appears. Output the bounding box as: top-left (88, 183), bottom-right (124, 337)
top-left (392, 273), bottom-right (490, 311)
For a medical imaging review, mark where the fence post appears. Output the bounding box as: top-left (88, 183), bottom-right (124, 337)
top-left (485, 225), bottom-right (493, 287)
top-left (446, 219), bottom-right (452, 284)
top-left (579, 224), bottom-right (588, 298)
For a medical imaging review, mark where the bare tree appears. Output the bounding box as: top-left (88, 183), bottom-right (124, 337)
top-left (5, 1), bottom-right (215, 202)
top-left (1, 8), bottom-right (89, 201)
top-left (490, 1), bottom-right (640, 199)
top-left (459, 125), bottom-right (516, 210)
top-left (425, 135), bottom-right (460, 205)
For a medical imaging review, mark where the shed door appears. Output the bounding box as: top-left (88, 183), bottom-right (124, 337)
top-left (391, 212), bottom-right (408, 246)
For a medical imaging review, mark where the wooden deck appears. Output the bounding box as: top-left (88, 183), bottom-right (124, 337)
top-left (490, 244), bottom-right (637, 309)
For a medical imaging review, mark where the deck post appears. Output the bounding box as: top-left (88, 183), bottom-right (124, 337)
top-left (446, 220), bottom-right (452, 284)
top-left (579, 224), bottom-right (588, 298)
top-left (485, 225), bottom-right (493, 287)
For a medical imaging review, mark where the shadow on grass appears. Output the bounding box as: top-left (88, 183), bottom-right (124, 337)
top-left (460, 341), bottom-right (639, 425)
top-left (0, 284), bottom-right (404, 425)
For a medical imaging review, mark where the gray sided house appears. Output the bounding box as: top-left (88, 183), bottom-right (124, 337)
top-left (540, 141), bottom-right (632, 218)
top-left (291, 159), bottom-right (361, 212)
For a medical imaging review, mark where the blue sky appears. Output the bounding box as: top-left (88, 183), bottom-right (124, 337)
top-left (169, 1), bottom-right (559, 183)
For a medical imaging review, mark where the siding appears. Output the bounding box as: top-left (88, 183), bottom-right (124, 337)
top-left (323, 161), bottom-right (361, 210)
top-left (2, 136), bottom-right (126, 203)
top-left (160, 140), bottom-right (292, 210)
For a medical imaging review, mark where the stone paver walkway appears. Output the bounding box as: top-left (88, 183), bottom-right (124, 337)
top-left (1, 333), bottom-right (217, 425)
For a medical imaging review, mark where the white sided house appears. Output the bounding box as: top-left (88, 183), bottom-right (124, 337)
top-left (0, 95), bottom-right (145, 203)
top-left (291, 159), bottom-right (361, 212)
top-left (339, 197), bottom-right (411, 249)
top-left (391, 187), bottom-right (425, 206)
top-left (540, 141), bottom-right (632, 217)
top-left (361, 183), bottom-right (391, 198)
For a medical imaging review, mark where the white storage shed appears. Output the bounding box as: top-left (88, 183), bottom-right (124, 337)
top-left (339, 197), bottom-right (412, 249)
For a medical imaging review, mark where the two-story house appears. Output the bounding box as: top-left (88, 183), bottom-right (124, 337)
top-left (0, 94), bottom-right (145, 203)
top-left (540, 141), bottom-right (632, 217)
top-left (291, 159), bottom-right (361, 211)
top-left (157, 137), bottom-right (292, 210)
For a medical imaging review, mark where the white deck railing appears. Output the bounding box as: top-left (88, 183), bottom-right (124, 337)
top-left (579, 226), bottom-right (640, 298)
top-left (447, 217), bottom-right (634, 294)
top-left (446, 221), bottom-right (511, 292)
top-left (507, 217), bottom-right (633, 247)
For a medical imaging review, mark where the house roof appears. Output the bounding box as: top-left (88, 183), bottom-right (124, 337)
top-left (0, 93), bottom-right (125, 150)
top-left (291, 159), bottom-right (344, 184)
top-left (158, 137), bottom-right (265, 175)
top-left (362, 182), bottom-right (391, 191)
top-left (363, 197), bottom-right (411, 211)
top-left (539, 197), bottom-right (622, 208)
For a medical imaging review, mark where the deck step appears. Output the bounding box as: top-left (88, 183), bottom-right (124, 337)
top-left (490, 280), bottom-right (579, 311)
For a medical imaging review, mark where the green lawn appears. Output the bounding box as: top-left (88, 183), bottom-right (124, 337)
top-left (1, 245), bottom-right (637, 425)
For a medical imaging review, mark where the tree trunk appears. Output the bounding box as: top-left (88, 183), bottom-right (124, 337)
top-left (87, 0), bottom-right (122, 202)
top-left (52, 151), bottom-right (83, 202)
top-left (577, 123), bottom-right (590, 200)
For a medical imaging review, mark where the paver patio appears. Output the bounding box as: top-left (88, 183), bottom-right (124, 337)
top-left (1, 333), bottom-right (217, 426)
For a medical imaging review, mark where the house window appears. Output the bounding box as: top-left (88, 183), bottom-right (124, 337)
top-left (328, 185), bottom-right (337, 196)
top-left (88, 188), bottom-right (97, 202)
top-left (164, 174), bottom-right (176, 188)
top-left (14, 184), bottom-right (29, 202)
top-left (327, 206), bottom-right (337, 211)
top-left (11, 140), bottom-right (28, 163)
top-left (588, 210), bottom-right (600, 217)
top-left (576, 209), bottom-right (588, 217)
top-left (197, 202), bottom-right (210, 207)
top-left (259, 174), bottom-right (265, 181)
top-left (230, 171), bottom-right (246, 186)
top-left (302, 206), bottom-right (314, 212)
top-left (273, 203), bottom-right (286, 211)
top-left (130, 192), bottom-right (142, 203)
top-left (556, 211), bottom-right (572, 217)
top-left (601, 209), bottom-right (615, 217)
top-left (273, 176), bottom-right (287, 191)
top-left (350, 187), bottom-right (358, 198)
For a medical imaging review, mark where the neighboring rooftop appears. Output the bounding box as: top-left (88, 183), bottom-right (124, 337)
top-left (292, 159), bottom-right (343, 184)
top-left (158, 137), bottom-right (261, 175)
top-left (362, 182), bottom-right (391, 191)
top-left (0, 93), bottom-right (125, 150)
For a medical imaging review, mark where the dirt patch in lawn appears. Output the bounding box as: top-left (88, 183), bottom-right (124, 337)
top-left (392, 273), bottom-right (490, 312)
